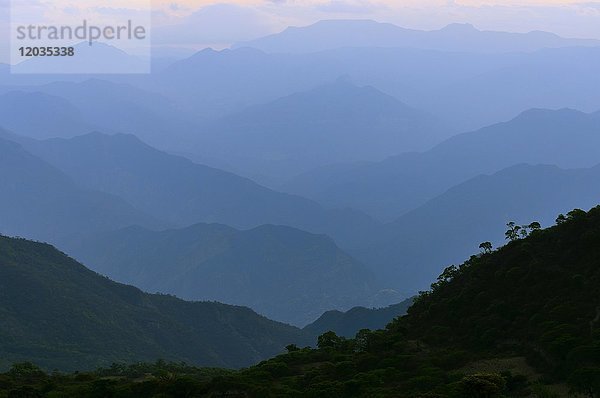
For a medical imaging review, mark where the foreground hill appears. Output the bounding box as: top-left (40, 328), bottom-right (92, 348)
top-left (4, 206), bottom-right (598, 396)
top-left (70, 223), bottom-right (382, 326)
top-left (202, 206), bottom-right (600, 396)
top-left (0, 235), bottom-right (310, 372)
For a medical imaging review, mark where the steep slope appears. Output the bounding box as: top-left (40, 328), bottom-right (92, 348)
top-left (0, 136), bottom-right (159, 246)
top-left (196, 79), bottom-right (450, 181)
top-left (0, 235), bottom-right (311, 372)
top-left (353, 163), bottom-right (600, 293)
top-left (16, 132), bottom-right (379, 247)
top-left (197, 206), bottom-right (600, 397)
top-left (304, 298), bottom-right (414, 338)
top-left (235, 19), bottom-right (600, 54)
top-left (285, 108), bottom-right (600, 221)
top-left (70, 223), bottom-right (382, 327)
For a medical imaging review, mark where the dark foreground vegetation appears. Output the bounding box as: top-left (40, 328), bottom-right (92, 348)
top-left (1, 207), bottom-right (599, 397)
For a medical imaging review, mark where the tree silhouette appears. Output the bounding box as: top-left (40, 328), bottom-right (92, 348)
top-left (505, 222), bottom-right (521, 241)
top-left (479, 242), bottom-right (493, 254)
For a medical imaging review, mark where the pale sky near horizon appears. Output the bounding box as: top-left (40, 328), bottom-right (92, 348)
top-left (1, 0), bottom-right (600, 62)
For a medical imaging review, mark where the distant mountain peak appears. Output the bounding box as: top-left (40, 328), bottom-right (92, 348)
top-left (513, 107), bottom-right (586, 121)
top-left (440, 23), bottom-right (478, 32)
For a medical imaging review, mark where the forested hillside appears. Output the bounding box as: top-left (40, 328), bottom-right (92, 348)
top-left (2, 206), bottom-right (598, 397)
top-left (203, 206), bottom-right (599, 397)
top-left (0, 236), bottom-right (311, 372)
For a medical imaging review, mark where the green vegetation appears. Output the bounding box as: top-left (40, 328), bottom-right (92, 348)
top-left (0, 236), bottom-right (310, 371)
top-left (1, 206), bottom-right (599, 397)
top-left (0, 361), bottom-right (232, 398)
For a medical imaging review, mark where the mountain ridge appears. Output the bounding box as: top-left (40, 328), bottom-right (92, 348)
top-left (284, 107), bottom-right (600, 221)
top-left (69, 222), bottom-right (387, 326)
top-left (14, 131), bottom-right (380, 248)
top-left (0, 135), bottom-right (162, 246)
top-left (194, 79), bottom-right (450, 182)
top-left (234, 19), bottom-right (600, 54)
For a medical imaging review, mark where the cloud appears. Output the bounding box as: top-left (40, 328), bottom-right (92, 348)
top-left (153, 3), bottom-right (280, 47)
top-left (316, 0), bottom-right (386, 14)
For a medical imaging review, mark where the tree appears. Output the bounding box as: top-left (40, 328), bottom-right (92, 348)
top-left (479, 242), bottom-right (493, 254)
top-left (317, 331), bottom-right (343, 349)
top-left (285, 344), bottom-right (299, 353)
top-left (556, 214), bottom-right (567, 224)
top-left (354, 329), bottom-right (373, 352)
top-left (568, 209), bottom-right (586, 218)
top-left (505, 221), bottom-right (541, 241)
top-left (8, 363), bottom-right (45, 381)
top-left (505, 222), bottom-right (521, 241)
top-left (431, 265), bottom-right (459, 291)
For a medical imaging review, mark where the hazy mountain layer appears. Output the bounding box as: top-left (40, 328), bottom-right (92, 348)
top-left (194, 79), bottom-right (450, 182)
top-left (354, 163), bottom-right (600, 293)
top-left (16, 132), bottom-right (379, 247)
top-left (0, 135), bottom-right (159, 245)
top-left (285, 108), bottom-right (600, 221)
top-left (156, 46), bottom-right (600, 132)
top-left (70, 223), bottom-right (383, 327)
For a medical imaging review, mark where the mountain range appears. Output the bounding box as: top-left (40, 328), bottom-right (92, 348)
top-left (353, 163), bottom-right (600, 293)
top-left (154, 45), bottom-right (600, 132)
top-left (235, 20), bottom-right (600, 54)
top-left (1, 18), bottom-right (599, 396)
top-left (284, 108), bottom-right (600, 221)
top-left (10, 131), bottom-right (378, 247)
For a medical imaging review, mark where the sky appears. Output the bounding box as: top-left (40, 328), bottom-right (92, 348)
top-left (1, 0), bottom-right (600, 62)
